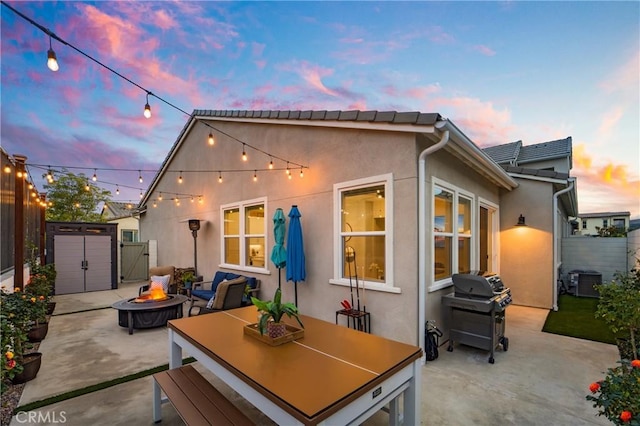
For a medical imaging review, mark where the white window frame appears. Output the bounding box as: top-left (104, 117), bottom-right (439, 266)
top-left (219, 197), bottom-right (269, 274)
top-left (429, 178), bottom-right (476, 292)
top-left (330, 173), bottom-right (399, 294)
top-left (121, 229), bottom-right (138, 243)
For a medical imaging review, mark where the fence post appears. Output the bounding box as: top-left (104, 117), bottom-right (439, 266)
top-left (13, 154), bottom-right (27, 289)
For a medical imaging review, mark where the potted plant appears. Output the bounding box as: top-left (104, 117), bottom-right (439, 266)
top-left (594, 267), bottom-right (640, 360)
top-left (181, 271), bottom-right (196, 291)
top-left (251, 288), bottom-right (304, 338)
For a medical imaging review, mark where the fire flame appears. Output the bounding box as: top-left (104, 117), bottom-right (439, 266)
top-left (134, 282), bottom-right (169, 303)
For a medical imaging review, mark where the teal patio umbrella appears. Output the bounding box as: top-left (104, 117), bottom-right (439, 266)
top-left (270, 208), bottom-right (287, 289)
top-left (286, 205), bottom-right (306, 306)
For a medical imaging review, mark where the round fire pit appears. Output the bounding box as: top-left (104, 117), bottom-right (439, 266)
top-left (112, 295), bottom-right (188, 334)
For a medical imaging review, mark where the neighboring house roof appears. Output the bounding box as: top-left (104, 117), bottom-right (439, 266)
top-left (578, 211), bottom-right (630, 218)
top-left (482, 141), bottom-right (522, 166)
top-left (140, 109), bottom-right (518, 207)
top-left (103, 202), bottom-right (136, 220)
top-left (484, 137), bottom-right (572, 168)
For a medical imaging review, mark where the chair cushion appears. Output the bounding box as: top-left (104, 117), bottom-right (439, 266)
top-left (192, 289), bottom-right (215, 301)
top-left (211, 277), bottom-right (247, 310)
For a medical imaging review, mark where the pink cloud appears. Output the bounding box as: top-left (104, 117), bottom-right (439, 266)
top-left (153, 9), bottom-right (178, 30)
top-left (473, 45), bottom-right (496, 56)
top-left (426, 26), bottom-right (455, 44)
top-left (599, 52), bottom-right (639, 95)
top-left (429, 96), bottom-right (513, 145)
top-left (598, 106), bottom-right (624, 139)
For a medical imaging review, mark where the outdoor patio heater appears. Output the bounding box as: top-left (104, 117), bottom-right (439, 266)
top-left (441, 272), bottom-right (512, 364)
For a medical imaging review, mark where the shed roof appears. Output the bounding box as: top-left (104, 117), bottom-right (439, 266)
top-left (484, 137), bottom-right (572, 167)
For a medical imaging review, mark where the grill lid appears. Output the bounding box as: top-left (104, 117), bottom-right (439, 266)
top-left (452, 272), bottom-right (504, 299)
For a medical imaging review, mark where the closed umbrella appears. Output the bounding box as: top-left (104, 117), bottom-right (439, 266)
top-left (270, 208), bottom-right (287, 289)
top-left (286, 205), bottom-right (306, 306)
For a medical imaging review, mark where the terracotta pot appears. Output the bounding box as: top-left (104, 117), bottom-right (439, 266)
top-left (267, 322), bottom-right (287, 339)
top-left (12, 352), bottom-right (42, 384)
top-left (28, 322), bottom-right (49, 342)
top-left (46, 302), bottom-right (56, 315)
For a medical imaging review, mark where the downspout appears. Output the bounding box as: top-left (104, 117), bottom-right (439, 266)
top-left (552, 178), bottom-right (575, 311)
top-left (418, 123), bottom-right (449, 362)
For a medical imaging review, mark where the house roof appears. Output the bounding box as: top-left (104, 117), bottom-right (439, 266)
top-left (483, 137), bottom-right (572, 168)
top-left (578, 211), bottom-right (630, 218)
top-left (103, 202), bottom-right (135, 220)
top-left (140, 109), bottom-right (518, 208)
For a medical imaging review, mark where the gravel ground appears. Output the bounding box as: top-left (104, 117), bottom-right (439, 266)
top-left (1, 382), bottom-right (24, 426)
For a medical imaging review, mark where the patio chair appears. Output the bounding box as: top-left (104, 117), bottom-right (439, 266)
top-left (188, 277), bottom-right (247, 316)
top-left (190, 271), bottom-right (260, 307)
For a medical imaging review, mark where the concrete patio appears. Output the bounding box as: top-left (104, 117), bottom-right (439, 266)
top-left (10, 282), bottom-right (618, 425)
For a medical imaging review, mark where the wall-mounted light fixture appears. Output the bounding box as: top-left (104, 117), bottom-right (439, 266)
top-left (515, 214), bottom-right (527, 227)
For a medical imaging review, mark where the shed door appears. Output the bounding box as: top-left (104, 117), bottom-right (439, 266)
top-left (84, 235), bottom-right (112, 292)
top-left (54, 235), bottom-right (85, 295)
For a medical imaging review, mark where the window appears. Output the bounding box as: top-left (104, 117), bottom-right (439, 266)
top-left (221, 198), bottom-right (266, 271)
top-left (603, 219), bottom-right (608, 228)
top-left (121, 230), bottom-right (138, 243)
top-left (332, 174), bottom-right (397, 293)
top-left (613, 218), bottom-right (625, 229)
top-left (432, 180), bottom-right (474, 288)
top-left (582, 220), bottom-right (587, 229)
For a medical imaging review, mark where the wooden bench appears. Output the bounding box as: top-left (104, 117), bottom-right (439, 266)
top-left (152, 364), bottom-right (254, 425)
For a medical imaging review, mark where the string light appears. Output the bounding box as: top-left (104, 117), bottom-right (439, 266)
top-left (218, 172), bottom-right (223, 183)
top-left (92, 169), bottom-right (97, 181)
top-left (46, 36), bottom-right (59, 72)
top-left (269, 157), bottom-right (274, 170)
top-left (4, 165), bottom-right (11, 173)
top-left (153, 200), bottom-right (157, 208)
top-left (299, 167), bottom-right (304, 178)
top-left (158, 192), bottom-right (163, 201)
top-left (139, 191), bottom-right (143, 199)
top-left (190, 196), bottom-right (194, 203)
top-left (2, 3), bottom-right (311, 186)
top-left (138, 171), bottom-right (143, 183)
top-left (208, 132), bottom-right (215, 146)
top-left (286, 162), bottom-right (291, 177)
top-left (85, 179), bottom-right (90, 191)
top-left (198, 196), bottom-right (203, 204)
top-left (242, 144), bottom-right (247, 162)
top-left (178, 171), bottom-right (183, 184)
top-left (253, 170), bottom-right (258, 182)
top-left (46, 168), bottom-right (54, 182)
top-left (116, 185), bottom-right (120, 195)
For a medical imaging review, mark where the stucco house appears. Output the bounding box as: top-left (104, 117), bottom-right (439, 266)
top-left (102, 201), bottom-right (140, 243)
top-left (138, 109), bottom-right (577, 355)
top-left (573, 211), bottom-right (630, 236)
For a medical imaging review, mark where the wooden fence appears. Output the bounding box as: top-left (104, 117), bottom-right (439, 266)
top-left (1, 148), bottom-right (45, 289)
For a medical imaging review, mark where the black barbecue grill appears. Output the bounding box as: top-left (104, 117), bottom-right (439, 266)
top-left (441, 272), bottom-right (512, 363)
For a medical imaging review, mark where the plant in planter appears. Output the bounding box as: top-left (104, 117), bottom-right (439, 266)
top-left (251, 288), bottom-right (304, 338)
top-left (181, 271), bottom-right (196, 290)
top-left (594, 267), bottom-right (640, 360)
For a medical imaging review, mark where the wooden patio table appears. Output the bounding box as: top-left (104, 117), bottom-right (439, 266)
top-left (154, 305), bottom-right (422, 425)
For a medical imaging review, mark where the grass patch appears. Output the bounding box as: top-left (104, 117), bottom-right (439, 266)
top-left (542, 295), bottom-right (617, 344)
top-left (14, 357), bottom-right (195, 414)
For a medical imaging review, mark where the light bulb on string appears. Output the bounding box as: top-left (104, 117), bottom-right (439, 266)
top-left (116, 185), bottom-right (120, 195)
top-left (299, 167), bottom-right (304, 178)
top-left (218, 172), bottom-right (223, 183)
top-left (47, 168), bottom-right (54, 182)
top-left (85, 179), bottom-right (90, 191)
top-left (208, 132), bottom-right (215, 146)
top-left (253, 170), bottom-right (258, 182)
top-left (242, 144), bottom-right (247, 162)
top-left (158, 192), bottom-right (163, 201)
top-left (269, 157), bottom-right (274, 170)
top-left (178, 172), bottom-right (183, 184)
top-left (92, 169), bottom-right (97, 181)
top-left (153, 200), bottom-right (157, 208)
top-left (286, 162), bottom-right (291, 177)
top-left (46, 36), bottom-right (59, 72)
top-left (190, 196), bottom-right (194, 203)
top-left (143, 92), bottom-right (151, 119)
top-left (139, 191), bottom-right (143, 199)
top-left (3, 165), bottom-right (11, 174)
top-left (198, 196), bottom-right (203, 204)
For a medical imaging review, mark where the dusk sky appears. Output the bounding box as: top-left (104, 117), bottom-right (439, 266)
top-left (2, 1), bottom-right (638, 218)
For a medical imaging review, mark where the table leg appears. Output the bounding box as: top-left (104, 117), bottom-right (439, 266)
top-left (400, 359), bottom-right (421, 425)
top-left (168, 329), bottom-right (181, 369)
top-left (152, 377), bottom-right (162, 422)
top-left (127, 311), bottom-right (133, 335)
